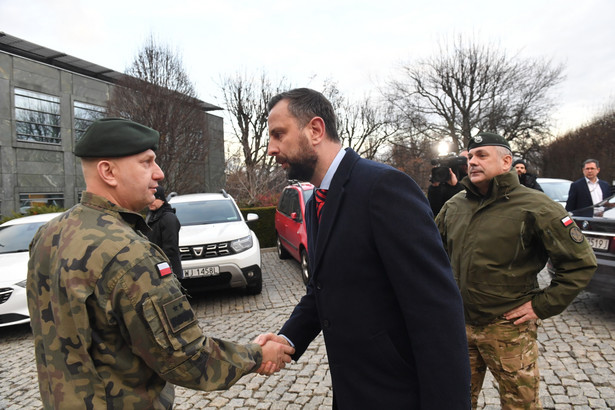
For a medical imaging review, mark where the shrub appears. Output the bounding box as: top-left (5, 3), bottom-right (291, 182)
top-left (240, 206), bottom-right (276, 248)
top-left (1, 205), bottom-right (66, 224)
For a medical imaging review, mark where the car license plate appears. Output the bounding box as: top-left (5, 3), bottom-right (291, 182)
top-left (586, 236), bottom-right (609, 251)
top-left (184, 266), bottom-right (220, 278)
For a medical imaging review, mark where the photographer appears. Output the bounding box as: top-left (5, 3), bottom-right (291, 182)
top-left (428, 155), bottom-right (466, 216)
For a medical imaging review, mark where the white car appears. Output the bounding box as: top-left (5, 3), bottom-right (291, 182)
top-left (0, 212), bottom-right (61, 327)
top-left (169, 191), bottom-right (262, 294)
top-left (537, 178), bottom-right (572, 207)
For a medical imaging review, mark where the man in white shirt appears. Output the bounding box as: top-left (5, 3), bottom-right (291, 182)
top-left (566, 159), bottom-right (612, 216)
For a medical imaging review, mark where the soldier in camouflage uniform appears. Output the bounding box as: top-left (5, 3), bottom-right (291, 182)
top-left (27, 118), bottom-right (293, 409)
top-left (436, 132), bottom-right (597, 409)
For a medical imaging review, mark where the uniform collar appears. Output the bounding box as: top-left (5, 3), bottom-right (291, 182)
top-left (461, 170), bottom-right (520, 200)
top-left (80, 191), bottom-right (150, 233)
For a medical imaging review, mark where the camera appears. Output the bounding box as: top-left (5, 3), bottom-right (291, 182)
top-left (430, 155), bottom-right (468, 184)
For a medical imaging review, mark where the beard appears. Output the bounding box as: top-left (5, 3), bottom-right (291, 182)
top-left (285, 133), bottom-right (318, 181)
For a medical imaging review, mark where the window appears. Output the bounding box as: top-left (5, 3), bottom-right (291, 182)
top-left (173, 200), bottom-right (241, 226)
top-left (19, 193), bottom-right (64, 214)
top-left (74, 101), bottom-right (106, 141)
top-left (15, 88), bottom-right (61, 144)
top-left (277, 189), bottom-right (300, 217)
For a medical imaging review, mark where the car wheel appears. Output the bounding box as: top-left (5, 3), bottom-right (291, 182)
top-left (245, 276), bottom-right (262, 295)
top-left (276, 234), bottom-right (290, 259)
top-left (300, 248), bottom-right (310, 285)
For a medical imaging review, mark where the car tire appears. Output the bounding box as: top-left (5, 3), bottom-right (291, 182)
top-left (276, 234), bottom-right (290, 259)
top-left (245, 276), bottom-right (262, 295)
top-left (300, 248), bottom-right (310, 285)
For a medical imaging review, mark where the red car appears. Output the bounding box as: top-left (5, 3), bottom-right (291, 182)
top-left (275, 181), bottom-right (314, 284)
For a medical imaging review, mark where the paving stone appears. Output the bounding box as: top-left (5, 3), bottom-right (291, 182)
top-left (1, 255), bottom-right (614, 409)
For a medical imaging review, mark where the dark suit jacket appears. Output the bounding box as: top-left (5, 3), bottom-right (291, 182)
top-left (566, 178), bottom-right (611, 216)
top-left (279, 149), bottom-right (470, 409)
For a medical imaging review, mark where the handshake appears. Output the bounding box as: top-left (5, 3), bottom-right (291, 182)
top-left (253, 333), bottom-right (294, 376)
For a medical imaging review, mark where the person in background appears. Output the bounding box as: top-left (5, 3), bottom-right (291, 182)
top-left (257, 88), bottom-right (471, 409)
top-left (436, 132), bottom-right (596, 409)
top-left (512, 159), bottom-right (543, 191)
top-left (27, 117), bottom-right (293, 409)
top-left (427, 167), bottom-right (464, 216)
top-left (566, 158), bottom-right (611, 216)
top-left (146, 185), bottom-right (183, 279)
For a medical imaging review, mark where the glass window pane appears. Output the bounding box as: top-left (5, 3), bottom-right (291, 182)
top-left (73, 101), bottom-right (106, 142)
top-left (19, 193), bottom-right (64, 214)
top-left (14, 88), bottom-right (61, 144)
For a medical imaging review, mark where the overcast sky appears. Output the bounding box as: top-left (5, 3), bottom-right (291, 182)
top-left (1, 0), bottom-right (614, 136)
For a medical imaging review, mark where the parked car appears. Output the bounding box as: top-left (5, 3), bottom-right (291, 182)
top-left (566, 195), bottom-right (615, 299)
top-left (169, 191), bottom-right (262, 294)
top-left (275, 181), bottom-right (314, 285)
top-left (537, 177), bottom-right (572, 207)
top-left (0, 212), bottom-right (61, 327)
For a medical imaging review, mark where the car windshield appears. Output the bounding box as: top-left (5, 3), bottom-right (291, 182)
top-left (0, 221), bottom-right (46, 254)
top-left (541, 181), bottom-right (570, 203)
top-left (173, 200), bottom-right (241, 226)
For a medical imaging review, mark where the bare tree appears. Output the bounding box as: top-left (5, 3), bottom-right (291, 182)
top-left (107, 35), bottom-right (210, 194)
top-left (322, 81), bottom-right (399, 160)
top-left (219, 71), bottom-right (291, 205)
top-left (384, 36), bottom-right (564, 153)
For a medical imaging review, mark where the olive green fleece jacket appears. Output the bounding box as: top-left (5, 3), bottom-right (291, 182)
top-left (436, 170), bottom-right (597, 326)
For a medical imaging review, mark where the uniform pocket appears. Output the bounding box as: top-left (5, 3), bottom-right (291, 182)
top-left (142, 296), bottom-right (201, 351)
top-left (496, 320), bottom-right (538, 373)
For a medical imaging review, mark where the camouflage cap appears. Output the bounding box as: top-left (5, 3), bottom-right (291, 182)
top-left (74, 118), bottom-right (159, 158)
top-left (468, 132), bottom-right (510, 151)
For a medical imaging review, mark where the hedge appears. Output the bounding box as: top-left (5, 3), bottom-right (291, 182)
top-left (240, 206), bottom-right (277, 248)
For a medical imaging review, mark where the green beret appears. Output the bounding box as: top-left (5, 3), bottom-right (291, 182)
top-left (467, 132), bottom-right (510, 151)
top-left (74, 118), bottom-right (159, 158)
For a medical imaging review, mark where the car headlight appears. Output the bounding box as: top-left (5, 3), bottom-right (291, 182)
top-left (15, 280), bottom-right (27, 288)
top-left (230, 235), bottom-right (253, 253)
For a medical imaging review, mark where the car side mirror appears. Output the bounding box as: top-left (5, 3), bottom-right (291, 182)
top-left (290, 212), bottom-right (300, 221)
top-left (246, 213), bottom-right (259, 222)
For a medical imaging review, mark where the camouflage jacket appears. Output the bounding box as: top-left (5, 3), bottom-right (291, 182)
top-left (27, 192), bottom-right (262, 409)
top-left (436, 171), bottom-right (596, 326)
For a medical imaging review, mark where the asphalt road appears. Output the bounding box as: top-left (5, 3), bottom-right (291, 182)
top-left (1, 249), bottom-right (614, 409)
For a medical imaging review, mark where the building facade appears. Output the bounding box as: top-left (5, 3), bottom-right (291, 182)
top-left (0, 32), bottom-right (224, 218)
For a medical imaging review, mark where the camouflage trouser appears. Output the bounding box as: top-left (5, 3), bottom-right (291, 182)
top-left (466, 318), bottom-right (542, 410)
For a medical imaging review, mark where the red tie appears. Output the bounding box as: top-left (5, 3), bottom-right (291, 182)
top-left (315, 189), bottom-right (328, 222)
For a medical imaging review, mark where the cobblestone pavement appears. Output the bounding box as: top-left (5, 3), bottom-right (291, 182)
top-left (1, 249), bottom-right (614, 409)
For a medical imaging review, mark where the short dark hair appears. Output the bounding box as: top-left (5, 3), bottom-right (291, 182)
top-left (268, 88), bottom-right (340, 142)
top-left (583, 159), bottom-right (600, 168)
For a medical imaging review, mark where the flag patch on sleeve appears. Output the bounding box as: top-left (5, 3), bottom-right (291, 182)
top-left (561, 216), bottom-right (573, 227)
top-left (156, 262), bottom-right (173, 277)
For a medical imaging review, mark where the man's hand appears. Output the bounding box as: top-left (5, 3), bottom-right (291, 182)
top-left (447, 168), bottom-right (458, 186)
top-left (504, 301), bottom-right (538, 325)
top-left (254, 333), bottom-right (289, 346)
top-left (253, 333), bottom-right (294, 375)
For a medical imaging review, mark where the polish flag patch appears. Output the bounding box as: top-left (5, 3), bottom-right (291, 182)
top-left (561, 216), bottom-right (573, 227)
top-left (156, 262), bottom-right (173, 277)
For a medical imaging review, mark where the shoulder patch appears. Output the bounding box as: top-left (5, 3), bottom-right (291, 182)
top-left (561, 216), bottom-right (573, 227)
top-left (156, 262), bottom-right (173, 277)
top-left (569, 226), bottom-right (584, 243)
top-left (162, 295), bottom-right (197, 333)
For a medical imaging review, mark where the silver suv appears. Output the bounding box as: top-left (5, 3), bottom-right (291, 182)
top-left (169, 191), bottom-right (262, 294)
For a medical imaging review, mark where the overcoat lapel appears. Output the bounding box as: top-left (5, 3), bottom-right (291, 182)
top-left (310, 149), bottom-right (361, 277)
